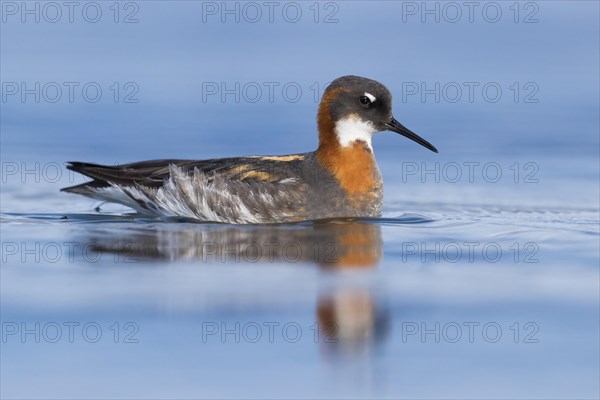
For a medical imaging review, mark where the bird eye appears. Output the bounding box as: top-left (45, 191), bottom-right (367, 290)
top-left (359, 95), bottom-right (371, 105)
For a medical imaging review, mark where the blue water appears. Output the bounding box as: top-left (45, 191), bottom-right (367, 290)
top-left (1, 1), bottom-right (599, 399)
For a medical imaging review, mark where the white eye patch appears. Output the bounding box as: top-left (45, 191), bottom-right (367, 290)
top-left (364, 92), bottom-right (376, 103)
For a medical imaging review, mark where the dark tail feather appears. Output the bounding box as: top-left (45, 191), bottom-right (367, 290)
top-left (61, 179), bottom-right (109, 196)
top-left (62, 162), bottom-right (117, 196)
top-left (65, 161), bottom-right (126, 182)
top-left (64, 160), bottom-right (172, 187)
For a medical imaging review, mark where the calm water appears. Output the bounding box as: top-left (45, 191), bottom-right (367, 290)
top-left (1, 1), bottom-right (599, 399)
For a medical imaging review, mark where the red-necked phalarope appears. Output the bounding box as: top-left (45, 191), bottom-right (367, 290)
top-left (62, 75), bottom-right (438, 224)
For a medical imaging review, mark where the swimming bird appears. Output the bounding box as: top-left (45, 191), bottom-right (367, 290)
top-left (62, 75), bottom-right (438, 224)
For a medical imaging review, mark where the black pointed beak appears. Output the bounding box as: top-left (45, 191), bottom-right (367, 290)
top-left (385, 117), bottom-right (438, 153)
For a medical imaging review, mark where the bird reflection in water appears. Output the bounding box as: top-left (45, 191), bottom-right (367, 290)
top-left (80, 219), bottom-right (389, 352)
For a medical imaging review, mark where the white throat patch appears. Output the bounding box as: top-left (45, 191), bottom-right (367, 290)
top-left (334, 116), bottom-right (376, 149)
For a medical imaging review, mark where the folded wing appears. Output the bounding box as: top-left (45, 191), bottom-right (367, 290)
top-left (62, 155), bottom-right (310, 223)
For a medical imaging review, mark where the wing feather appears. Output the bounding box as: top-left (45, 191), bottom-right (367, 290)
top-left (62, 155), bottom-right (310, 223)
